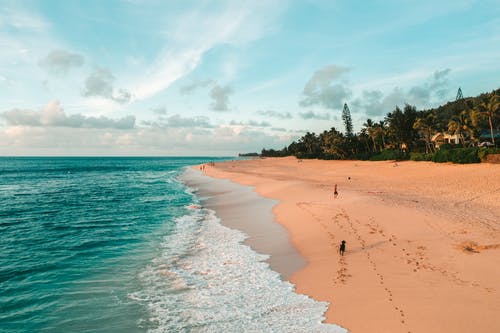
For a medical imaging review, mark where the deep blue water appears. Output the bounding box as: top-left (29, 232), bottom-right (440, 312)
top-left (0, 157), bottom-right (345, 333)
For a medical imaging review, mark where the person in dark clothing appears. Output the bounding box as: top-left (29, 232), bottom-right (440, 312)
top-left (334, 184), bottom-right (338, 198)
top-left (339, 240), bottom-right (346, 256)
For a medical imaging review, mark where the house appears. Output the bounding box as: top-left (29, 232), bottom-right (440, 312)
top-left (431, 132), bottom-right (462, 148)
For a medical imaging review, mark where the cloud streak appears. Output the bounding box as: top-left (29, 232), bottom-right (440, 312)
top-left (299, 110), bottom-right (331, 120)
top-left (229, 120), bottom-right (272, 127)
top-left (142, 114), bottom-right (214, 128)
top-left (132, 1), bottom-right (280, 101)
top-left (256, 110), bottom-right (293, 119)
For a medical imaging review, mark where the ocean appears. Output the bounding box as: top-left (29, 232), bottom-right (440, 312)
top-left (0, 157), bottom-right (345, 333)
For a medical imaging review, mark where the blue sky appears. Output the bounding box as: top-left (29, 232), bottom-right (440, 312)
top-left (1, 0), bottom-right (499, 155)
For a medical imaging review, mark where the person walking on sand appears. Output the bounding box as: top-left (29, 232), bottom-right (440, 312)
top-left (334, 184), bottom-right (338, 198)
top-left (339, 240), bottom-right (346, 256)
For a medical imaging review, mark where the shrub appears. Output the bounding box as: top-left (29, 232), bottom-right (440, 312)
top-left (478, 147), bottom-right (500, 161)
top-left (432, 149), bottom-right (450, 163)
top-left (438, 143), bottom-right (453, 150)
top-left (450, 148), bottom-right (480, 163)
top-left (352, 152), bottom-right (372, 160)
top-left (370, 149), bottom-right (409, 161)
top-left (410, 152), bottom-right (433, 161)
top-left (432, 147), bottom-right (480, 164)
top-left (321, 153), bottom-right (343, 160)
top-left (296, 152), bottom-right (320, 159)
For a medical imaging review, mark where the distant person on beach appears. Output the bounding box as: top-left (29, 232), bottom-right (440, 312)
top-left (339, 240), bottom-right (346, 256)
top-left (334, 184), bottom-right (338, 198)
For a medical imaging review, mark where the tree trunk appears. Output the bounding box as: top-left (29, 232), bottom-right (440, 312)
top-left (427, 129), bottom-right (434, 153)
top-left (489, 114), bottom-right (495, 145)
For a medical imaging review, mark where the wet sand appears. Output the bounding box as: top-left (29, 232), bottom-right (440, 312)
top-left (182, 167), bottom-right (305, 279)
top-left (195, 157), bottom-right (500, 333)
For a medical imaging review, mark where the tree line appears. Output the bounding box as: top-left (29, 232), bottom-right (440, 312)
top-left (261, 88), bottom-right (500, 161)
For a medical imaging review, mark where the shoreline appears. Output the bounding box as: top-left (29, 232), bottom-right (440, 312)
top-left (181, 166), bottom-right (349, 332)
top-left (195, 157), bottom-right (500, 333)
top-left (181, 167), bottom-right (306, 279)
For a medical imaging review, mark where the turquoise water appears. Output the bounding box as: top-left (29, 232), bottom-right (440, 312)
top-left (0, 157), bottom-right (346, 333)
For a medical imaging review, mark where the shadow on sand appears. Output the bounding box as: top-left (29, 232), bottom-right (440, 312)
top-left (347, 240), bottom-right (386, 255)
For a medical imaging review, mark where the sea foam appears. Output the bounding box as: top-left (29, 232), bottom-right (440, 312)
top-left (131, 205), bottom-right (347, 333)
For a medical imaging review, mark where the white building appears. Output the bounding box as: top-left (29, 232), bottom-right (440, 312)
top-left (431, 132), bottom-right (462, 148)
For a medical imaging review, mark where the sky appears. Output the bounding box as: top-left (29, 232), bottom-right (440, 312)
top-left (1, 0), bottom-right (499, 156)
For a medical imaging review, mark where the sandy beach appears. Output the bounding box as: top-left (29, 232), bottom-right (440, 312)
top-left (196, 157), bottom-right (500, 333)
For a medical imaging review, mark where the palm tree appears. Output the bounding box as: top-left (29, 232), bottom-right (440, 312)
top-left (385, 105), bottom-right (418, 151)
top-left (374, 120), bottom-right (387, 150)
top-left (362, 119), bottom-right (377, 152)
top-left (320, 127), bottom-right (347, 159)
top-left (448, 110), bottom-right (474, 145)
top-left (474, 94), bottom-right (499, 145)
top-left (413, 111), bottom-right (438, 153)
top-left (358, 129), bottom-right (372, 153)
top-left (300, 132), bottom-right (320, 157)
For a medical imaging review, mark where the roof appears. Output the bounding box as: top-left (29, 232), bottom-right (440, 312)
top-left (431, 132), bottom-right (462, 141)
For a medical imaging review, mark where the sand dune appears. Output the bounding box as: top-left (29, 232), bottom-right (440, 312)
top-left (201, 157), bottom-right (500, 333)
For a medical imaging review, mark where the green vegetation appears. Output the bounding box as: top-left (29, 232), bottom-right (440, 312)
top-left (431, 147), bottom-right (480, 164)
top-left (478, 147), bottom-right (500, 161)
top-left (371, 149), bottom-right (408, 161)
top-left (238, 152), bottom-right (259, 157)
top-left (262, 88), bottom-right (500, 164)
top-left (410, 152), bottom-right (433, 161)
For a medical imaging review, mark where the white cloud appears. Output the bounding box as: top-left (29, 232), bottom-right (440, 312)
top-left (299, 111), bottom-right (331, 120)
top-left (0, 122), bottom-right (290, 156)
top-left (39, 49), bottom-right (84, 75)
top-left (299, 110), bottom-right (331, 120)
top-left (300, 65), bottom-right (352, 110)
top-left (210, 84), bottom-right (232, 111)
top-left (352, 88), bottom-right (405, 117)
top-left (83, 67), bottom-right (132, 104)
top-left (1, 101), bottom-right (135, 129)
top-left (352, 69), bottom-right (453, 116)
